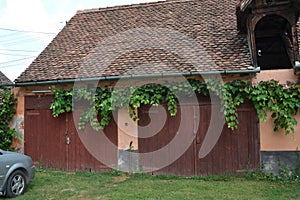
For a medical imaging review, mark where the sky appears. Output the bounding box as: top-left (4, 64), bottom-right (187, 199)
top-left (0, 0), bottom-right (159, 82)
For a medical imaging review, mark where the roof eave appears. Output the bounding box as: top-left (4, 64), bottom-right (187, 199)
top-left (12, 67), bottom-right (261, 87)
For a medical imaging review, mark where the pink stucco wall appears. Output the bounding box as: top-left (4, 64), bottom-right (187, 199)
top-left (253, 69), bottom-right (300, 151)
top-left (118, 107), bottom-right (138, 150)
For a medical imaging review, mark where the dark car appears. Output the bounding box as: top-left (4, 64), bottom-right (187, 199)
top-left (0, 149), bottom-right (35, 198)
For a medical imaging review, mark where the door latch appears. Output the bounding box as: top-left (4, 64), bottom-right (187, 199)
top-left (66, 137), bottom-right (70, 145)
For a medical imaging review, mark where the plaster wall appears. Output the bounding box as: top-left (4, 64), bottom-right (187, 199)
top-left (253, 69), bottom-right (298, 84)
top-left (254, 69), bottom-right (300, 151)
top-left (11, 87), bottom-right (26, 152)
top-left (259, 113), bottom-right (300, 151)
top-left (117, 107), bottom-right (138, 150)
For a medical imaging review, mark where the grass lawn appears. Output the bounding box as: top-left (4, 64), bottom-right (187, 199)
top-left (9, 170), bottom-right (300, 200)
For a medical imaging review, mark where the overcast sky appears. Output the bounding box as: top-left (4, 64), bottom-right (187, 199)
top-left (0, 0), bottom-right (159, 81)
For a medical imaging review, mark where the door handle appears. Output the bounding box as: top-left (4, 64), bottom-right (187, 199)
top-left (66, 137), bottom-right (70, 145)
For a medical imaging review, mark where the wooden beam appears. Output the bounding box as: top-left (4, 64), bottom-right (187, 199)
top-left (240, 0), bottom-right (254, 12)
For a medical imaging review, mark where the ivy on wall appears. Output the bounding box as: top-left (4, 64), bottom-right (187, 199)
top-left (0, 87), bottom-right (16, 150)
top-left (50, 79), bottom-right (300, 135)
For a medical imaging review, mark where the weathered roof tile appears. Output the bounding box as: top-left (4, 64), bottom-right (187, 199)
top-left (0, 71), bottom-right (12, 85)
top-left (15, 0), bottom-right (262, 82)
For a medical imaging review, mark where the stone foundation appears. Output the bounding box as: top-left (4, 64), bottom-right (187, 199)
top-left (261, 151), bottom-right (300, 175)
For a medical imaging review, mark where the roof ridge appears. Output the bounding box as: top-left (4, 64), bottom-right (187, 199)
top-left (76, 0), bottom-right (194, 14)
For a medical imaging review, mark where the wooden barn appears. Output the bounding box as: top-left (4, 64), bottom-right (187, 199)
top-left (10, 0), bottom-right (300, 176)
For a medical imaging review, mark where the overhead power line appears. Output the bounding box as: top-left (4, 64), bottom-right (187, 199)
top-left (0, 56), bottom-right (36, 65)
top-left (0, 32), bottom-right (20, 38)
top-left (0, 52), bottom-right (34, 56)
top-left (0, 27), bottom-right (56, 35)
top-left (2, 36), bottom-right (47, 46)
top-left (0, 35), bottom-right (35, 43)
top-left (0, 49), bottom-right (39, 53)
top-left (0, 62), bottom-right (29, 69)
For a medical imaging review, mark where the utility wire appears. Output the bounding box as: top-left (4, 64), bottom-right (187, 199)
top-left (2, 36), bottom-right (47, 46)
top-left (0, 49), bottom-right (39, 52)
top-left (0, 56), bottom-right (36, 65)
top-left (0, 32), bottom-right (20, 38)
top-left (0, 27), bottom-right (56, 35)
top-left (0, 52), bottom-right (34, 56)
top-left (0, 62), bottom-right (29, 69)
top-left (0, 35), bottom-right (35, 43)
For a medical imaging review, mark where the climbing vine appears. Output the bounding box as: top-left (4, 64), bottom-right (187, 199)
top-left (50, 79), bottom-right (300, 135)
top-left (249, 80), bottom-right (300, 135)
top-left (50, 87), bottom-right (73, 117)
top-left (0, 87), bottom-right (16, 150)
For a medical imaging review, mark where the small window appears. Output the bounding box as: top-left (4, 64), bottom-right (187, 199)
top-left (255, 15), bottom-right (293, 70)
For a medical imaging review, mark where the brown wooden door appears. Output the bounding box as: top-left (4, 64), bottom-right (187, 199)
top-left (66, 111), bottom-right (118, 172)
top-left (138, 100), bottom-right (259, 176)
top-left (138, 104), bottom-right (197, 176)
top-left (25, 96), bottom-right (66, 170)
top-left (25, 110), bottom-right (67, 170)
top-left (24, 95), bottom-right (118, 172)
top-left (196, 101), bottom-right (260, 176)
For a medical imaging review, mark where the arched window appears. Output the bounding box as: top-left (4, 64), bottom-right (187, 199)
top-left (254, 15), bottom-right (293, 70)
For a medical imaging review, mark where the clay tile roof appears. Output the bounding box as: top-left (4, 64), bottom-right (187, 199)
top-left (0, 71), bottom-right (12, 85)
top-left (16, 0), bottom-right (256, 83)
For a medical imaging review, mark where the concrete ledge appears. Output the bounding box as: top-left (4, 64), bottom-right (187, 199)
top-left (118, 150), bottom-right (139, 172)
top-left (261, 151), bottom-right (300, 175)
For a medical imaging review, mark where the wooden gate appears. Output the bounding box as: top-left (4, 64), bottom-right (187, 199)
top-left (138, 97), bottom-right (260, 176)
top-left (24, 95), bottom-right (118, 172)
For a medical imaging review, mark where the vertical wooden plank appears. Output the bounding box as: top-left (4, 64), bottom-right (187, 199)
top-left (240, 109), bottom-right (251, 171)
top-left (24, 110), bottom-right (40, 165)
top-left (247, 109), bottom-right (254, 170)
top-left (138, 104), bottom-right (195, 176)
top-left (211, 135), bottom-right (222, 175)
top-left (248, 109), bottom-right (260, 170)
top-left (44, 110), bottom-right (67, 170)
top-left (66, 113), bottom-right (76, 171)
top-left (166, 105), bottom-right (195, 176)
top-left (24, 95), bottom-right (118, 172)
top-left (67, 111), bottom-right (118, 172)
top-left (160, 105), bottom-right (178, 175)
top-left (254, 109), bottom-right (260, 169)
top-left (196, 100), bottom-right (260, 175)
top-left (214, 127), bottom-right (227, 174)
top-left (224, 127), bottom-right (233, 173)
top-left (196, 104), bottom-right (213, 176)
top-left (230, 127), bottom-right (238, 173)
top-left (102, 110), bottom-right (118, 171)
top-left (138, 104), bottom-right (173, 174)
top-left (25, 108), bottom-right (66, 170)
top-left (25, 95), bottom-right (67, 170)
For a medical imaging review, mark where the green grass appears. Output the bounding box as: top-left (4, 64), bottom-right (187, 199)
top-left (8, 170), bottom-right (300, 200)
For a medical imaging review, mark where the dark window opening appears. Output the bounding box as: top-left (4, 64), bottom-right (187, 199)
top-left (255, 15), bottom-right (293, 70)
top-left (263, 0), bottom-right (290, 6)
